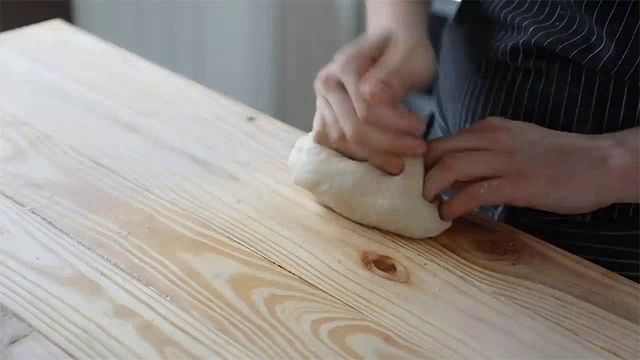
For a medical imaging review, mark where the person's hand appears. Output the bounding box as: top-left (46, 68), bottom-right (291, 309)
top-left (360, 28), bottom-right (437, 104)
top-left (312, 30), bottom-right (436, 174)
top-left (423, 117), bottom-right (631, 220)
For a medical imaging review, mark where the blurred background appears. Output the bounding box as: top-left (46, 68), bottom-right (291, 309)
top-left (0, 0), bottom-right (458, 131)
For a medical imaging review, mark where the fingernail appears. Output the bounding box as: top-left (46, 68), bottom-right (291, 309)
top-left (425, 192), bottom-right (434, 202)
top-left (390, 158), bottom-right (404, 175)
top-left (438, 204), bottom-right (452, 221)
top-left (422, 177), bottom-right (433, 201)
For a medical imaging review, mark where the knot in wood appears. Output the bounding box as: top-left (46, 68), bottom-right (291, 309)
top-left (361, 251), bottom-right (409, 283)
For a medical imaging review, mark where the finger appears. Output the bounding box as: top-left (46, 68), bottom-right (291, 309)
top-left (346, 32), bottom-right (391, 63)
top-left (332, 36), bottom-right (388, 118)
top-left (368, 152), bottom-right (404, 175)
top-left (449, 180), bottom-right (475, 193)
top-left (314, 66), bottom-right (342, 97)
top-left (322, 84), bottom-right (359, 130)
top-left (364, 126), bottom-right (428, 156)
top-left (425, 181), bottom-right (475, 201)
top-left (333, 62), bottom-right (369, 118)
top-left (321, 86), bottom-right (426, 156)
top-left (318, 94), bottom-right (371, 161)
top-left (361, 78), bottom-right (402, 105)
top-left (363, 105), bottom-right (427, 137)
top-left (423, 151), bottom-right (508, 201)
top-left (315, 34), bottom-right (389, 98)
top-left (360, 48), bottom-right (405, 103)
top-left (313, 97), bottom-right (343, 147)
top-left (425, 127), bottom-right (495, 167)
top-left (321, 82), bottom-right (427, 160)
top-left (325, 88), bottom-right (371, 160)
top-left (439, 178), bottom-right (511, 220)
top-left (311, 103), bottom-right (331, 146)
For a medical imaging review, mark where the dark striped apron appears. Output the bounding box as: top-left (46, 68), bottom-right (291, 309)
top-left (436, 0), bottom-right (639, 281)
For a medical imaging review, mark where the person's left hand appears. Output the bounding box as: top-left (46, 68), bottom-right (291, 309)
top-left (423, 117), bottom-right (624, 221)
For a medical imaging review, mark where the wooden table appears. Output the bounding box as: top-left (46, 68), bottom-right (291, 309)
top-left (1, 304), bottom-right (69, 359)
top-left (0, 20), bottom-right (638, 359)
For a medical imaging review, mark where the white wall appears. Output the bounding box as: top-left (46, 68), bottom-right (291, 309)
top-left (73, 0), bottom-right (360, 131)
top-left (278, 0), bottom-right (360, 129)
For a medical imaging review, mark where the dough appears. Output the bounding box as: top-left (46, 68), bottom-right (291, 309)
top-left (288, 133), bottom-right (451, 238)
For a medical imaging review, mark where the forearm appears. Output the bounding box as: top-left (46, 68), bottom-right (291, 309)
top-left (365, 0), bottom-right (430, 36)
top-left (598, 127), bottom-right (640, 203)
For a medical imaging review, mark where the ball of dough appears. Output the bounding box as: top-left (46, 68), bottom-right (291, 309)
top-left (288, 133), bottom-right (451, 238)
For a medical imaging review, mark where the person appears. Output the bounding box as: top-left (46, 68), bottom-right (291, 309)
top-left (312, 0), bottom-right (639, 281)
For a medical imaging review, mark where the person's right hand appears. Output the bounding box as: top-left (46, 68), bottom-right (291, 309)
top-left (312, 30), bottom-right (436, 174)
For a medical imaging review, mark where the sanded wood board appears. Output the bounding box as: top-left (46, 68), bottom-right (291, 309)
top-left (0, 20), bottom-right (638, 359)
top-left (1, 304), bottom-right (70, 360)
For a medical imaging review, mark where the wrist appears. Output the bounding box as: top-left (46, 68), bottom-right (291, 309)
top-left (595, 131), bottom-right (640, 203)
top-left (365, 0), bottom-right (429, 37)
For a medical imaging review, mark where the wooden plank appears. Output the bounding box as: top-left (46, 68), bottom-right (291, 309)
top-left (0, 107), bottom-right (423, 359)
top-left (0, 193), bottom-right (254, 359)
top-left (0, 20), bottom-right (638, 358)
top-left (1, 304), bottom-right (31, 348)
top-left (1, 305), bottom-right (70, 360)
top-left (3, 332), bottom-right (70, 360)
top-left (1, 305), bottom-right (61, 360)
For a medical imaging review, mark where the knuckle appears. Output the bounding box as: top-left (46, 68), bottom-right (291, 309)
top-left (334, 60), bottom-right (349, 78)
top-left (333, 47), bottom-right (348, 62)
top-left (315, 66), bottom-right (329, 79)
top-left (482, 116), bottom-right (505, 127)
top-left (312, 127), bottom-right (329, 146)
top-left (334, 45), bottom-right (355, 63)
top-left (314, 68), bottom-right (338, 92)
top-left (491, 128), bottom-right (513, 148)
top-left (332, 50), bottom-right (347, 67)
top-left (313, 71), bottom-right (325, 92)
top-left (333, 53), bottom-right (357, 77)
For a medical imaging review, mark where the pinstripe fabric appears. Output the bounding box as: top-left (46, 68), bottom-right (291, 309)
top-left (437, 0), bottom-right (639, 281)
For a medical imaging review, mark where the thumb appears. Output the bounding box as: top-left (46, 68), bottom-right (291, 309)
top-left (360, 50), bottom-right (407, 104)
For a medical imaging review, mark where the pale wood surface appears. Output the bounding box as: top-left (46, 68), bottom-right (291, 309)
top-left (0, 20), bottom-right (638, 359)
top-left (1, 304), bottom-right (70, 360)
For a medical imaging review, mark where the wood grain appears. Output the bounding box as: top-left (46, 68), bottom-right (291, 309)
top-left (0, 193), bottom-right (253, 359)
top-left (1, 304), bottom-right (70, 360)
top-left (0, 107), bottom-right (423, 358)
top-left (3, 332), bottom-right (70, 360)
top-left (0, 20), bottom-right (638, 359)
